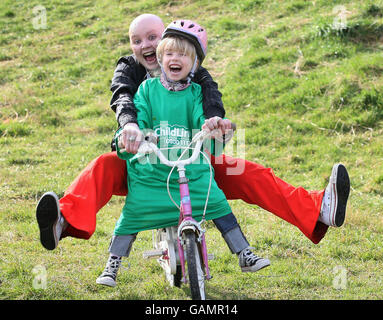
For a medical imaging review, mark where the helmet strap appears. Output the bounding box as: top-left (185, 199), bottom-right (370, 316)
top-left (187, 56), bottom-right (198, 83)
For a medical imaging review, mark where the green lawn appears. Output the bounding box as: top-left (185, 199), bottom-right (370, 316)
top-left (0, 0), bottom-right (382, 300)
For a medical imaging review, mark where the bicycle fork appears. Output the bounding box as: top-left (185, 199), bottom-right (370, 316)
top-left (176, 166), bottom-right (212, 284)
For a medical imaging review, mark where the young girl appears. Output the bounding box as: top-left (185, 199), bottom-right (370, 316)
top-left (96, 20), bottom-right (270, 287)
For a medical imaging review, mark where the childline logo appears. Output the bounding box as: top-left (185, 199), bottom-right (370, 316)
top-left (154, 122), bottom-right (191, 148)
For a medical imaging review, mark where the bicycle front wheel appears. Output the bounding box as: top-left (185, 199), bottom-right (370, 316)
top-left (184, 230), bottom-right (206, 300)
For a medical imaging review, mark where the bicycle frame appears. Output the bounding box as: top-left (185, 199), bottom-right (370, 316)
top-left (136, 129), bottom-right (214, 287)
top-left (176, 163), bottom-right (212, 283)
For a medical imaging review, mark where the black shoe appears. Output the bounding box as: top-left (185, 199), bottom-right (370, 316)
top-left (36, 192), bottom-right (66, 250)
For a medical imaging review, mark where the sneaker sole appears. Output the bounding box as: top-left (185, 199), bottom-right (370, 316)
top-left (241, 258), bottom-right (270, 273)
top-left (96, 277), bottom-right (116, 287)
top-left (36, 192), bottom-right (60, 250)
top-left (334, 164), bottom-right (350, 227)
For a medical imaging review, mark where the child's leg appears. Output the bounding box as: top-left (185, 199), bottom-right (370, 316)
top-left (211, 154), bottom-right (327, 244)
top-left (213, 213), bottom-right (270, 272)
top-left (59, 152), bottom-right (127, 239)
top-left (108, 234), bottom-right (137, 257)
top-left (213, 213), bottom-right (248, 253)
top-left (96, 233), bottom-right (137, 287)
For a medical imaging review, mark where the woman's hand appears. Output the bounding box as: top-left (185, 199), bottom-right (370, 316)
top-left (119, 123), bottom-right (144, 154)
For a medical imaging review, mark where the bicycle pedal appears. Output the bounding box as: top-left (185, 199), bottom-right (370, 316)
top-left (143, 250), bottom-right (164, 259)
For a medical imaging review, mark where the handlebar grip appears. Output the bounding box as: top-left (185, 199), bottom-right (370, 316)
top-left (219, 122), bottom-right (236, 144)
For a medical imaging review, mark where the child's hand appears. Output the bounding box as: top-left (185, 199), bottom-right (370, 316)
top-left (202, 116), bottom-right (233, 137)
top-left (119, 123), bottom-right (143, 154)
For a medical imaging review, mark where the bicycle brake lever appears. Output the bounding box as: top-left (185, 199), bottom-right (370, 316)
top-left (217, 123), bottom-right (237, 143)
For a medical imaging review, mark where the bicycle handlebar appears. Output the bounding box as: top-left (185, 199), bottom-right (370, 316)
top-left (119, 123), bottom-right (236, 168)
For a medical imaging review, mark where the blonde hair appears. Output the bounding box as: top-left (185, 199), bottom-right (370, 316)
top-left (156, 36), bottom-right (197, 65)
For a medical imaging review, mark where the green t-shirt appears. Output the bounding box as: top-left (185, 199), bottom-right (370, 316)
top-left (114, 78), bottom-right (231, 235)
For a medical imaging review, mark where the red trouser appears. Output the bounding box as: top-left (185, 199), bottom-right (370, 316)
top-left (60, 152), bottom-right (328, 244)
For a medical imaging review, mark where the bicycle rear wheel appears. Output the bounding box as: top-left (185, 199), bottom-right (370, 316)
top-left (184, 230), bottom-right (206, 300)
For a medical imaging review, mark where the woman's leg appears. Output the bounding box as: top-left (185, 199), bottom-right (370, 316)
top-left (59, 152), bottom-right (128, 239)
top-left (211, 154), bottom-right (328, 244)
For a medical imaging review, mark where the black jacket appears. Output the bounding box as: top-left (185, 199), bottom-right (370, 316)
top-left (110, 55), bottom-right (225, 129)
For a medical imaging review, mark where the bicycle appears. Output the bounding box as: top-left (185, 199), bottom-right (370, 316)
top-left (122, 126), bottom-right (235, 300)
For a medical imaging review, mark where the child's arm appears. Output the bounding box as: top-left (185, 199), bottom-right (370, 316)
top-left (110, 56), bottom-right (147, 128)
top-left (193, 66), bottom-right (226, 120)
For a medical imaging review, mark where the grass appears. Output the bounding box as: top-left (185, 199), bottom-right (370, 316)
top-left (1, 0), bottom-right (383, 300)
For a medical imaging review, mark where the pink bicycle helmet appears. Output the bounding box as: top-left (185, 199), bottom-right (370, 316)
top-left (162, 20), bottom-right (207, 63)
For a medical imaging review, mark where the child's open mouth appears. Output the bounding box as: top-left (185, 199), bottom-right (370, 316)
top-left (169, 64), bottom-right (182, 74)
top-left (143, 51), bottom-right (157, 63)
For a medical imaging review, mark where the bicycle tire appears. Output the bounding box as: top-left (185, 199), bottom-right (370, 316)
top-left (184, 230), bottom-right (206, 300)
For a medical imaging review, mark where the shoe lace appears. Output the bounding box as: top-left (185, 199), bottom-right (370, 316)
top-left (104, 257), bottom-right (122, 275)
top-left (240, 247), bottom-right (260, 266)
top-left (105, 256), bottom-right (131, 275)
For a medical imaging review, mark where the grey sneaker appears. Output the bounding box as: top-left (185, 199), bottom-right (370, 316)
top-left (96, 255), bottom-right (122, 287)
top-left (239, 247), bottom-right (270, 272)
top-left (318, 163), bottom-right (350, 227)
top-left (36, 191), bottom-right (67, 250)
